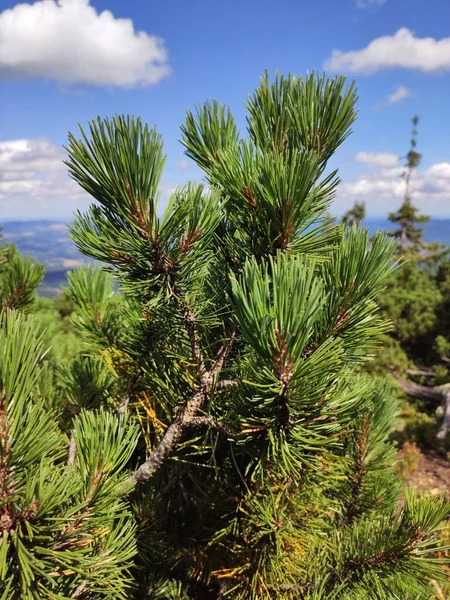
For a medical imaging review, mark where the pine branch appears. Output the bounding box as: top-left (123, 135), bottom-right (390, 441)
top-left (131, 331), bottom-right (235, 484)
top-left (343, 413), bottom-right (369, 525)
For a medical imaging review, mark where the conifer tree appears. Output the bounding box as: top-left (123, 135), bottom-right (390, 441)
top-left (388, 116), bottom-right (430, 254)
top-left (378, 117), bottom-right (450, 442)
top-left (342, 201), bottom-right (366, 227)
top-left (1, 73), bottom-right (449, 599)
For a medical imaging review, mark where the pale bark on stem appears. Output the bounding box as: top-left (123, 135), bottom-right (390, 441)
top-left (68, 432), bottom-right (76, 465)
top-left (216, 379), bottom-right (239, 391)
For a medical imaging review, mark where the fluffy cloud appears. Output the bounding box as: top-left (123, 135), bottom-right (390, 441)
top-left (385, 84), bottom-right (413, 106)
top-left (354, 152), bottom-right (399, 169)
top-left (0, 138), bottom-right (181, 219)
top-left (0, 0), bottom-right (170, 87)
top-left (324, 28), bottom-right (450, 74)
top-left (0, 138), bottom-right (91, 219)
top-left (355, 0), bottom-right (387, 9)
top-left (335, 154), bottom-right (450, 217)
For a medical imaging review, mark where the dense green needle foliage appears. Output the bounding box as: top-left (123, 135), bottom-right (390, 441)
top-left (1, 73), bottom-right (449, 599)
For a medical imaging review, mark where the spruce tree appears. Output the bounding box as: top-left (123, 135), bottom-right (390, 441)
top-left (0, 73), bottom-right (449, 599)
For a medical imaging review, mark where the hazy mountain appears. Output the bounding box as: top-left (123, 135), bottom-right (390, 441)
top-left (1, 221), bottom-right (93, 297)
top-left (364, 219), bottom-right (450, 246)
top-left (2, 219), bottom-right (449, 297)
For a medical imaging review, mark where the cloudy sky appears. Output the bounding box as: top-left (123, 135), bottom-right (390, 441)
top-left (1, 0), bottom-right (450, 220)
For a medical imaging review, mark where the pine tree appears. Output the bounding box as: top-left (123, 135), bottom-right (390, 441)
top-left (388, 116), bottom-right (430, 254)
top-left (342, 201), bottom-right (366, 227)
top-left (1, 73), bottom-right (449, 599)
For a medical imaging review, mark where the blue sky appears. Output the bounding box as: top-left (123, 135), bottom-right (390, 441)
top-left (1, 0), bottom-right (450, 220)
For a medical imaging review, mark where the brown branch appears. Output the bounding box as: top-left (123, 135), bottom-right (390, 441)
top-left (131, 330), bottom-right (236, 485)
top-left (116, 394), bottom-right (130, 416)
top-left (431, 579), bottom-right (446, 600)
top-left (395, 375), bottom-right (444, 403)
top-left (395, 376), bottom-right (450, 440)
top-left (437, 387), bottom-right (450, 440)
top-left (131, 388), bottom-right (202, 484)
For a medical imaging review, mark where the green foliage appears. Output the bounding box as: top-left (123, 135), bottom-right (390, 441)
top-left (1, 73), bottom-right (449, 598)
top-left (66, 265), bottom-right (122, 347)
top-left (387, 116), bottom-right (442, 259)
top-left (0, 244), bottom-right (44, 312)
top-left (0, 311), bottom-right (139, 598)
top-left (379, 262), bottom-right (441, 353)
top-left (59, 353), bottom-right (116, 412)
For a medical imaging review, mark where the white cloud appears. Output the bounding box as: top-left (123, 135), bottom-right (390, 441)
top-left (324, 28), bottom-right (450, 74)
top-left (0, 138), bottom-right (91, 219)
top-left (356, 0), bottom-right (387, 9)
top-left (0, 0), bottom-right (170, 88)
top-left (179, 159), bottom-right (190, 170)
top-left (385, 84), bottom-right (413, 106)
top-left (354, 152), bottom-right (400, 169)
top-left (335, 156), bottom-right (450, 217)
top-left (0, 137), bottom-right (182, 220)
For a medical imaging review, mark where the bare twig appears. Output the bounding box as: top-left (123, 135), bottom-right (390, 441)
top-left (395, 376), bottom-right (443, 403)
top-left (437, 387), bottom-right (450, 440)
top-left (132, 389), bottom-right (204, 484)
top-left (431, 579), bottom-right (446, 600)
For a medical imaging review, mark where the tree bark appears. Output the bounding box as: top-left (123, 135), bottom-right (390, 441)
top-left (395, 376), bottom-right (450, 440)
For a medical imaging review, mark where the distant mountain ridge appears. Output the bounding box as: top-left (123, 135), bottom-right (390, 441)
top-left (2, 219), bottom-right (449, 296)
top-left (364, 219), bottom-right (450, 246)
top-left (1, 220), bottom-right (93, 297)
